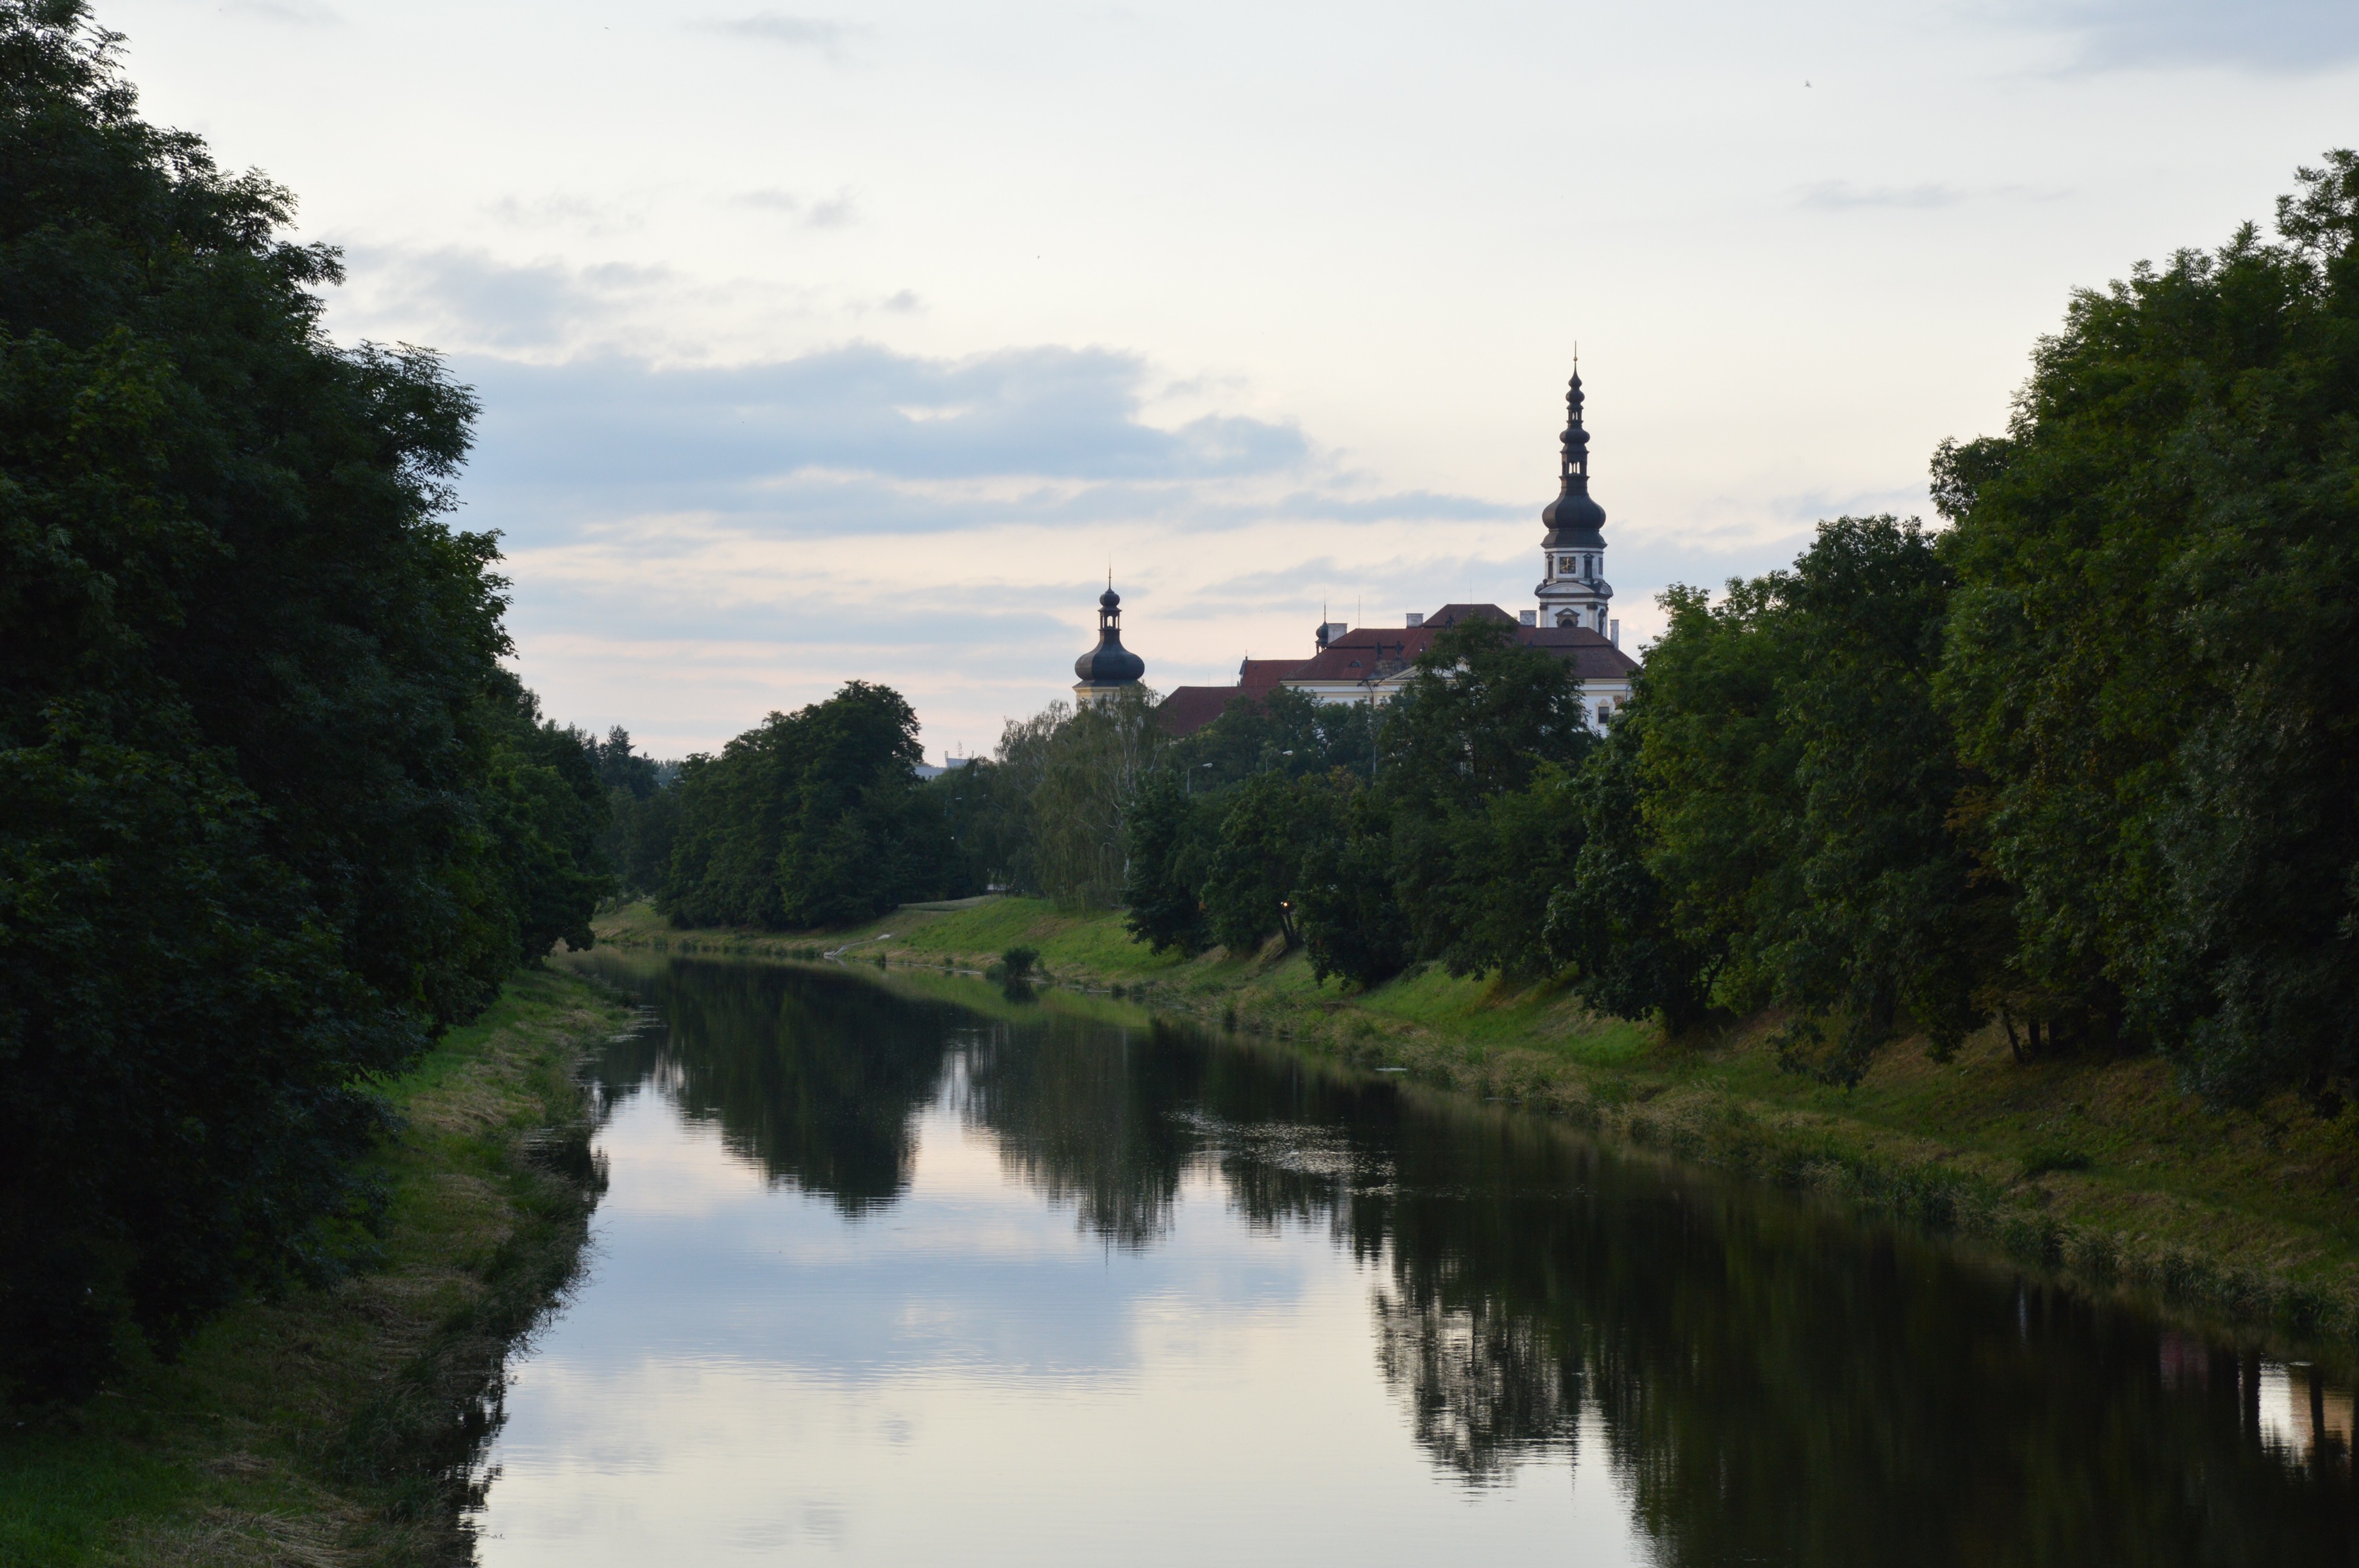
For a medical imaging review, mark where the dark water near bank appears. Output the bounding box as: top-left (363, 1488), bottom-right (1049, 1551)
top-left (477, 953), bottom-right (2359, 1565)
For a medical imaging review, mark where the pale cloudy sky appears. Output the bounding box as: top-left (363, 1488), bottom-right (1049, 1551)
top-left (106, 0), bottom-right (2359, 760)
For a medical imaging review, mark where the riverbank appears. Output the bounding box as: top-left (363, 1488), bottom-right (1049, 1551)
top-left (0, 967), bottom-right (632, 1567)
top-left (598, 896), bottom-right (2359, 1356)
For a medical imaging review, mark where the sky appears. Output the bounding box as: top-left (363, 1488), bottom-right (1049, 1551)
top-left (102, 0), bottom-right (2359, 761)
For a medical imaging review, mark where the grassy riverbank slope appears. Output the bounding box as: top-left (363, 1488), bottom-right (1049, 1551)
top-left (0, 967), bottom-right (631, 1567)
top-left (599, 896), bottom-right (2359, 1352)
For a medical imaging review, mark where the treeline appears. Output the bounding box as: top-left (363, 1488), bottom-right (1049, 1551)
top-left (623, 681), bottom-right (1167, 926)
top-left (578, 151), bottom-right (2356, 1126)
top-left (0, 5), bottom-right (609, 1399)
top-left (1120, 152), bottom-right (2359, 1110)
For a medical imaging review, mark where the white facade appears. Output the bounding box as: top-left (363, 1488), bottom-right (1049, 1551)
top-left (1536, 548), bottom-right (1614, 635)
top-left (1278, 617), bottom-right (1633, 727)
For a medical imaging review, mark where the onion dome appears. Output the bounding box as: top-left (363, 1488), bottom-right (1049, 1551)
top-left (1541, 369), bottom-right (1607, 549)
top-left (1074, 584), bottom-right (1146, 686)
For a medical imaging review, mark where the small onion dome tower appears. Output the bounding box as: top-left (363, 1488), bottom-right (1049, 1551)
top-left (1072, 578), bottom-right (1146, 705)
top-left (1534, 365), bottom-right (1613, 635)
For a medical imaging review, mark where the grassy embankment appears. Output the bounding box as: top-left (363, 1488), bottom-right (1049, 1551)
top-left (601, 894), bottom-right (2359, 1352)
top-left (0, 967), bottom-right (633, 1568)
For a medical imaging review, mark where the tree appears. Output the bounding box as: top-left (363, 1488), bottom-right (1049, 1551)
top-left (485, 681), bottom-right (609, 960)
top-left (0, 1), bottom-right (602, 1399)
top-left (1203, 771), bottom-right (1331, 954)
top-left (660, 681), bottom-right (948, 929)
top-left (1933, 150), bottom-right (2359, 1104)
top-left (1031, 690), bottom-right (1163, 908)
top-left (1122, 766), bottom-right (1216, 956)
top-left (775, 681), bottom-right (931, 927)
top-left (1168, 684), bottom-right (1378, 789)
top-left (1546, 708), bottom-right (1720, 1031)
top-left (590, 726), bottom-right (680, 898)
top-left (1379, 617), bottom-right (1593, 816)
top-left (1767, 516), bottom-right (1988, 1080)
top-left (1431, 762), bottom-right (1589, 981)
top-left (1298, 784), bottom-right (1411, 988)
top-left (1624, 578), bottom-right (1802, 1016)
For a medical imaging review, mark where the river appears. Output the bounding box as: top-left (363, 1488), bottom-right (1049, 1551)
top-left (470, 951), bottom-right (2356, 1565)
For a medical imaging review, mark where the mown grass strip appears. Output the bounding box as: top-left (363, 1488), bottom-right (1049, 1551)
top-left (0, 967), bottom-right (631, 1567)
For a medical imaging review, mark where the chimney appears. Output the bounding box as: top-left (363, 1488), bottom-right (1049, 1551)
top-left (1519, 609), bottom-right (1536, 626)
top-left (1609, 619), bottom-right (1620, 648)
top-left (1405, 612), bottom-right (1424, 628)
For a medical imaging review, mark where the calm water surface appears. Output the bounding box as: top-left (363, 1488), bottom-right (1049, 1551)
top-left (476, 953), bottom-right (2358, 1565)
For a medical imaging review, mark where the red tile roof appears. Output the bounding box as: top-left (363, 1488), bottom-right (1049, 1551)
top-left (1158, 608), bottom-right (1638, 735)
top-left (1157, 685), bottom-right (1251, 738)
top-left (1281, 625), bottom-right (1438, 684)
top-left (1239, 658), bottom-right (1307, 690)
top-left (1520, 624), bottom-right (1643, 682)
top-left (1420, 603), bottom-right (1519, 628)
top-left (1284, 616), bottom-right (1638, 685)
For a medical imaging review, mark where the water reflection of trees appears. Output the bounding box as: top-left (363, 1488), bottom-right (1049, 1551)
top-left (1344, 1100), bottom-right (2359, 1565)
top-left (956, 1016), bottom-right (1205, 1248)
top-left (581, 957), bottom-right (2358, 1563)
top-left (580, 956), bottom-right (957, 1214)
top-left (956, 1014), bottom-right (2359, 1561)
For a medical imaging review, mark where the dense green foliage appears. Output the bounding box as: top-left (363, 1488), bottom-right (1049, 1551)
top-left (660, 681), bottom-right (969, 928)
top-left (1933, 152), bottom-right (2359, 1105)
top-left (0, 3), bottom-right (606, 1401)
top-left (1122, 620), bottom-right (1596, 993)
top-left (1573, 519), bottom-right (1986, 1081)
top-left (592, 725), bottom-right (681, 897)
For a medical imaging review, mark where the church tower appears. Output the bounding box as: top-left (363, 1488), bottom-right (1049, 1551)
top-left (1533, 367), bottom-right (1612, 635)
top-left (1072, 578), bottom-right (1147, 705)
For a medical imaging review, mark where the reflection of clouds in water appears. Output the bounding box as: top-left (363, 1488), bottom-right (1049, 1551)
top-left (2260, 1361), bottom-right (2354, 1467)
top-left (518, 957), bottom-right (2359, 1567)
top-left (2160, 1331), bottom-right (2356, 1471)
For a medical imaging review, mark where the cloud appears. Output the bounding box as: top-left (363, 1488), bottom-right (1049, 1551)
top-left (337, 246), bottom-right (677, 355)
top-left (487, 192), bottom-right (648, 236)
top-left (729, 186), bottom-right (861, 229)
top-left (699, 12), bottom-right (861, 54)
top-left (1795, 181), bottom-right (1966, 210)
top-left (803, 190), bottom-right (858, 229)
top-left (2028, 0), bottom-right (2359, 74)
top-left (1793, 180), bottom-right (2070, 212)
top-left (222, 0), bottom-right (341, 24)
top-left (426, 342), bottom-right (1533, 752)
top-left (456, 345), bottom-right (1316, 514)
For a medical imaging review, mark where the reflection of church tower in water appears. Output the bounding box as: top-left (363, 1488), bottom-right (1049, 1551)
top-left (1072, 578), bottom-right (1146, 705)
top-left (1533, 367), bottom-right (1613, 634)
